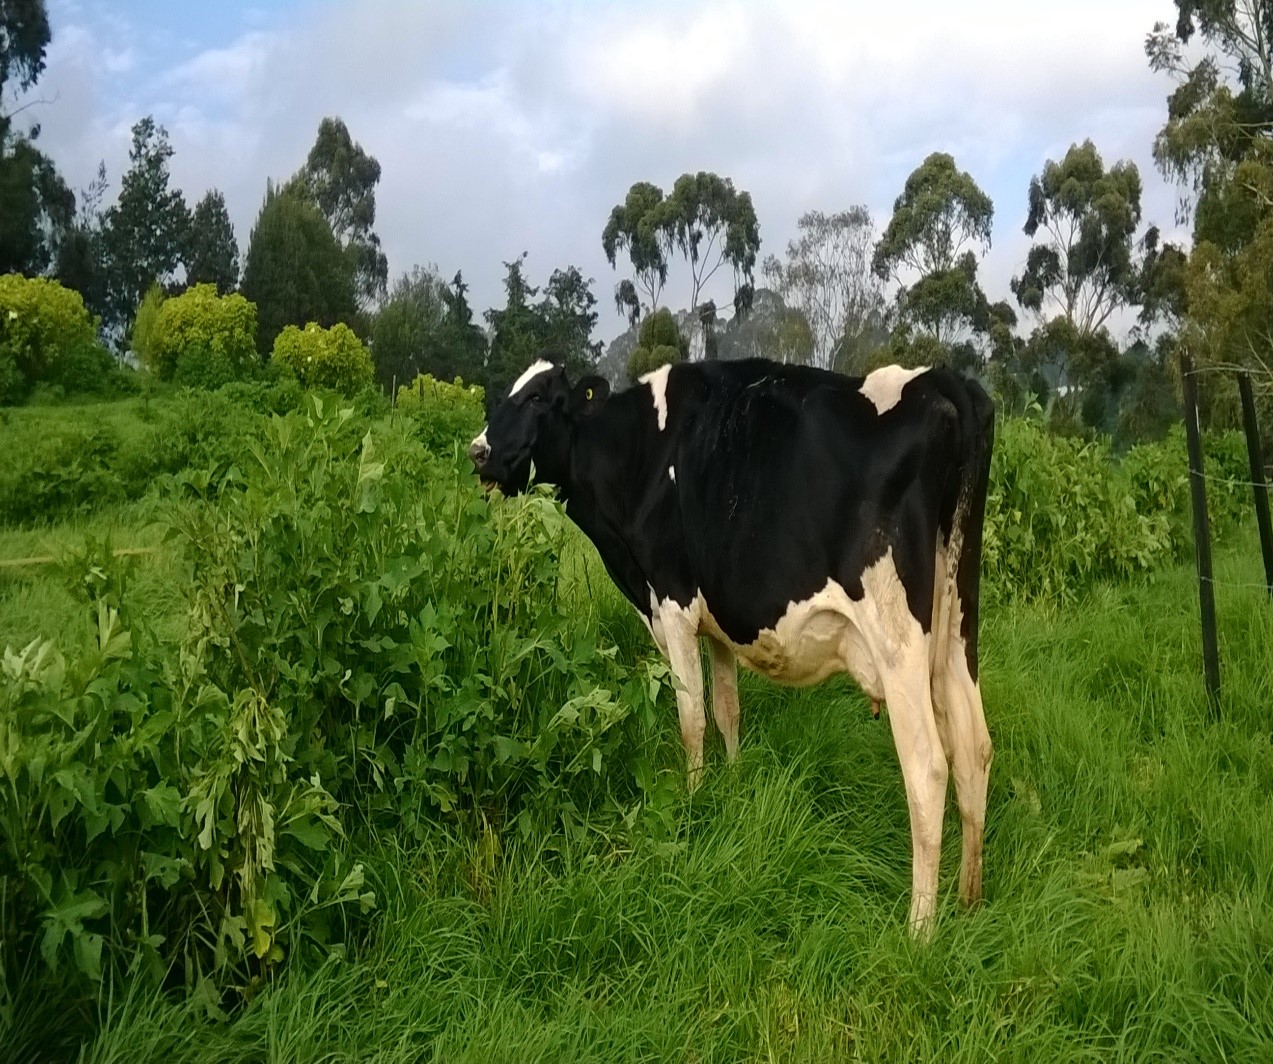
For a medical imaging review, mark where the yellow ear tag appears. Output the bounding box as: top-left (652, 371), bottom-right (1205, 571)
top-left (586, 387), bottom-right (594, 400)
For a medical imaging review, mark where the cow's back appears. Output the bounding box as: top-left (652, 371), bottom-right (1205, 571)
top-left (664, 360), bottom-right (980, 649)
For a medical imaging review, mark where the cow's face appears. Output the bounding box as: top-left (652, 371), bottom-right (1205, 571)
top-left (468, 358), bottom-right (609, 494)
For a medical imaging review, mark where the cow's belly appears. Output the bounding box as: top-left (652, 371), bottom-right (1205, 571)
top-left (700, 580), bottom-right (887, 698)
top-left (735, 609), bottom-right (863, 686)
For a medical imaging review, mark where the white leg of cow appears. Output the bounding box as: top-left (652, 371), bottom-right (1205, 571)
top-left (705, 635), bottom-right (740, 761)
top-left (660, 607), bottom-right (707, 789)
top-left (932, 642), bottom-right (992, 908)
top-left (882, 639), bottom-right (949, 937)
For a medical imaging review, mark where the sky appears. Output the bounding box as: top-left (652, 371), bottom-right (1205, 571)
top-left (20, 0), bottom-right (1183, 344)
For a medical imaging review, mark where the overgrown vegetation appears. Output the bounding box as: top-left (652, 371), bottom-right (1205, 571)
top-left (1, 383), bottom-right (1266, 1063)
top-left (1, 392), bottom-right (668, 1022)
top-left (984, 417), bottom-right (1251, 601)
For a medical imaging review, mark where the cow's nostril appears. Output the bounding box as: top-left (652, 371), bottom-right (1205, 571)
top-left (468, 440), bottom-right (490, 465)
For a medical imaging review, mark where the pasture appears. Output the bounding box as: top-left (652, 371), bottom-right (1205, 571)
top-left (1, 387), bottom-right (1271, 1062)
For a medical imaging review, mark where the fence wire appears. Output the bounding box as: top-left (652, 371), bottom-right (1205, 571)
top-left (1198, 574), bottom-right (1273, 591)
top-left (1190, 469), bottom-right (1272, 490)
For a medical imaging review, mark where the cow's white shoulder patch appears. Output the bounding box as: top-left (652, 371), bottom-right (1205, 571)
top-left (639, 363), bottom-right (672, 430)
top-left (668, 465), bottom-right (676, 483)
top-left (860, 364), bottom-right (927, 415)
top-left (508, 359), bottom-right (554, 396)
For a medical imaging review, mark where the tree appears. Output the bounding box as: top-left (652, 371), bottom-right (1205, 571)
top-left (0, 132), bottom-right (72, 275)
top-left (484, 252), bottom-right (542, 398)
top-left (719, 289), bottom-right (815, 365)
top-left (0, 274), bottom-right (110, 401)
top-left (763, 207), bottom-right (885, 372)
top-left (1135, 224), bottom-right (1190, 331)
top-left (296, 117), bottom-right (388, 309)
top-left (484, 255), bottom-right (602, 397)
top-left (371, 265), bottom-right (450, 390)
top-left (271, 321), bottom-right (373, 396)
top-left (537, 264), bottom-right (601, 379)
top-left (240, 180), bottom-right (357, 354)
top-left (872, 153), bottom-right (996, 355)
top-left (101, 117), bottom-right (191, 334)
top-left (873, 153), bottom-right (994, 285)
top-left (0, 0), bottom-right (51, 104)
top-left (1147, 5), bottom-right (1273, 230)
top-left (661, 171), bottom-right (760, 312)
top-left (0, 0), bottom-right (74, 279)
top-left (186, 189), bottom-right (239, 293)
top-left (54, 162), bottom-right (109, 323)
top-left (1146, 3), bottom-right (1273, 400)
top-left (602, 181), bottom-right (671, 318)
top-left (1011, 141), bottom-right (1143, 335)
top-left (145, 282), bottom-right (258, 383)
top-left (437, 271), bottom-right (488, 389)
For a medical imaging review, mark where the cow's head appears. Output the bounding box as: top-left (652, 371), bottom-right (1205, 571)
top-left (468, 358), bottom-right (609, 494)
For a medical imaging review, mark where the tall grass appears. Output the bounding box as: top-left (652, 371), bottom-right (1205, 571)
top-left (54, 530), bottom-right (1273, 1063)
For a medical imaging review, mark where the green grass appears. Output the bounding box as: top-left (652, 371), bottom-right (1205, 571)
top-left (5, 524), bottom-right (1266, 1061)
top-left (0, 500), bottom-right (179, 652)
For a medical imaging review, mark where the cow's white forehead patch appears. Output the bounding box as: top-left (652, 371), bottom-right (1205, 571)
top-left (860, 365), bottom-right (927, 415)
top-left (508, 359), bottom-right (555, 397)
top-left (639, 363), bottom-right (672, 430)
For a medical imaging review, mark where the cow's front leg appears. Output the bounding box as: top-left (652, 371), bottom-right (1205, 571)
top-left (658, 605), bottom-right (707, 790)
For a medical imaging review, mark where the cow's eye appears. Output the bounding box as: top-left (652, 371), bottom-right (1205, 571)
top-left (529, 393), bottom-right (543, 404)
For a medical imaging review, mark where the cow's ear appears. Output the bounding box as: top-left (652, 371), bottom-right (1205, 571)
top-left (570, 376), bottom-right (609, 416)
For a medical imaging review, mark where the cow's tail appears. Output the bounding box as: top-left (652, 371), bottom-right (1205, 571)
top-left (951, 378), bottom-right (994, 682)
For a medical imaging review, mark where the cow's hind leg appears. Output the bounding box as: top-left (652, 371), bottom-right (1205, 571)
top-left (659, 606), bottom-right (707, 789)
top-left (932, 640), bottom-right (992, 907)
top-left (705, 635), bottom-right (740, 761)
top-left (881, 638), bottom-right (949, 936)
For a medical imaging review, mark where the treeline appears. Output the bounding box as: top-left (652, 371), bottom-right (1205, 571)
top-left (2, 2), bottom-right (1271, 449)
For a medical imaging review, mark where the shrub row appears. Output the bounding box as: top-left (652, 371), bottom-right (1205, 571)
top-left (984, 417), bottom-right (1252, 602)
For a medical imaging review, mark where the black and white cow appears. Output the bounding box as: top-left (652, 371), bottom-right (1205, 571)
top-left (469, 356), bottom-right (995, 932)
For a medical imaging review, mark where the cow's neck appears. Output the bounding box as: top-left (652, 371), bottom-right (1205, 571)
top-left (539, 402), bottom-right (657, 609)
top-left (528, 416), bottom-right (574, 491)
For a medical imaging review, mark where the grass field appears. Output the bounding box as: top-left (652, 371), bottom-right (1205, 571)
top-left (4, 462), bottom-right (1271, 1061)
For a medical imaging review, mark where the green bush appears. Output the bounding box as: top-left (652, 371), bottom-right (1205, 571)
top-left (0, 274), bottom-right (113, 401)
top-left (983, 418), bottom-right (1251, 602)
top-left (147, 284), bottom-right (259, 383)
top-left (173, 343), bottom-right (238, 391)
top-left (270, 322), bottom-right (374, 396)
top-left (1, 400), bottom-right (664, 1003)
top-left (0, 549), bottom-right (364, 1000)
top-left (626, 309), bottom-right (687, 383)
top-left (0, 422), bottom-right (122, 524)
top-left (130, 284), bottom-right (165, 371)
top-left (395, 373), bottom-right (485, 454)
top-left (216, 376), bottom-right (306, 416)
top-left (0, 393), bottom-right (267, 526)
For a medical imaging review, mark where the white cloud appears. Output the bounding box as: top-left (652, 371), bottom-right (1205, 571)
top-left (27, 0), bottom-right (1180, 345)
top-left (163, 32), bottom-right (276, 102)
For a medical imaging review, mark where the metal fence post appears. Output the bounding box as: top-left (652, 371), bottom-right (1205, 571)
top-left (1180, 354), bottom-right (1221, 714)
top-left (1236, 371), bottom-right (1273, 597)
